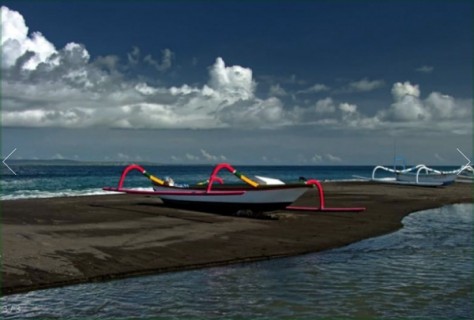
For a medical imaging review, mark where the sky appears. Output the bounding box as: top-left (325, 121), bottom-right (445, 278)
top-left (1, 0), bottom-right (472, 165)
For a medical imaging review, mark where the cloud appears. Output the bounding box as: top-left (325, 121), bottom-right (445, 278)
top-left (381, 81), bottom-right (426, 121)
top-left (313, 98), bottom-right (336, 114)
top-left (208, 57), bottom-right (255, 101)
top-left (376, 81), bottom-right (470, 123)
top-left (127, 46), bottom-right (140, 65)
top-left (416, 65), bottom-right (434, 73)
top-left (292, 98), bottom-right (380, 129)
top-left (326, 154), bottom-right (342, 162)
top-left (52, 153), bottom-right (64, 160)
top-left (258, 73), bottom-right (306, 86)
top-left (185, 153), bottom-right (200, 161)
top-left (391, 81), bottom-right (420, 99)
top-left (297, 83), bottom-right (330, 94)
top-left (311, 153), bottom-right (342, 163)
top-left (346, 78), bottom-right (385, 92)
top-left (339, 102), bottom-right (357, 114)
top-left (292, 98), bottom-right (336, 123)
top-left (269, 84), bottom-right (288, 97)
top-left (0, 6), bottom-right (471, 137)
top-left (1, 6), bottom-right (57, 70)
top-left (311, 154), bottom-right (323, 163)
top-left (117, 152), bottom-right (129, 160)
top-left (144, 48), bottom-right (174, 72)
top-left (200, 149), bottom-right (227, 162)
top-left (1, 6), bottom-right (287, 129)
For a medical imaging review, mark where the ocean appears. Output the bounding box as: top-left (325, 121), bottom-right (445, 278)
top-left (1, 164), bottom-right (472, 319)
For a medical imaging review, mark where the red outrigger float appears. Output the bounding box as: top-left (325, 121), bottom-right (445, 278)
top-left (103, 163), bottom-right (365, 213)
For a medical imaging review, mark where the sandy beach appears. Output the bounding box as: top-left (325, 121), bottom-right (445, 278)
top-left (1, 181), bottom-right (472, 295)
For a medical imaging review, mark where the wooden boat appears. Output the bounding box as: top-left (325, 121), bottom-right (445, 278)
top-left (103, 163), bottom-right (365, 213)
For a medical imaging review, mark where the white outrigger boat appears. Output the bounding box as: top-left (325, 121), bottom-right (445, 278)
top-left (371, 164), bottom-right (459, 186)
top-left (456, 166), bottom-right (474, 183)
top-left (103, 163), bottom-right (365, 213)
top-left (355, 148), bottom-right (472, 187)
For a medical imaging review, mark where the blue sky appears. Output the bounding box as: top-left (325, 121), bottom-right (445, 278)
top-left (1, 1), bottom-right (472, 165)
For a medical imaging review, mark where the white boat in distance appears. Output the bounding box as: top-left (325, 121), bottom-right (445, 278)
top-left (393, 166), bottom-right (458, 186)
top-left (456, 166), bottom-right (474, 183)
top-left (355, 149), bottom-right (472, 187)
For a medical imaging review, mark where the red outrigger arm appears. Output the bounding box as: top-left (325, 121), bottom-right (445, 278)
top-left (286, 179), bottom-right (365, 212)
top-left (102, 164), bottom-right (245, 196)
top-left (103, 163), bottom-right (365, 212)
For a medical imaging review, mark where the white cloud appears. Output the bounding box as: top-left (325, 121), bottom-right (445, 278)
top-left (424, 92), bottom-right (458, 119)
top-left (1, 7), bottom-right (287, 130)
top-left (339, 102), bottom-right (357, 114)
top-left (269, 83), bottom-right (287, 96)
top-left (144, 48), bottom-right (174, 72)
top-left (200, 149), bottom-right (227, 162)
top-left (389, 95), bottom-right (427, 121)
top-left (311, 154), bottom-right (323, 163)
top-left (391, 81), bottom-right (420, 99)
top-left (347, 78), bottom-right (385, 92)
top-left (217, 97), bottom-right (287, 128)
top-left (313, 98), bottom-right (336, 114)
top-left (292, 98), bottom-right (336, 123)
top-left (416, 65), bottom-right (434, 73)
top-left (127, 46), bottom-right (140, 65)
top-left (185, 153), bottom-right (200, 161)
top-left (117, 153), bottom-right (129, 160)
top-left (208, 57), bottom-right (255, 101)
top-left (292, 98), bottom-right (381, 129)
top-left (52, 153), bottom-right (64, 160)
top-left (380, 81), bottom-right (426, 121)
top-left (1, 6), bottom-right (57, 70)
top-left (326, 154), bottom-right (342, 162)
top-left (0, 6), bottom-right (471, 137)
top-left (297, 83), bottom-right (330, 94)
top-left (160, 48), bottom-right (174, 70)
top-left (376, 81), bottom-right (470, 124)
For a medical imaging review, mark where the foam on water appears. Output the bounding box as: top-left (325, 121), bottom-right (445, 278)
top-left (1, 187), bottom-right (155, 200)
top-left (1, 188), bottom-right (109, 200)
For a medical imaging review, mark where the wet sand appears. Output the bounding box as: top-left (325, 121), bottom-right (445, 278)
top-left (2, 181), bottom-right (472, 295)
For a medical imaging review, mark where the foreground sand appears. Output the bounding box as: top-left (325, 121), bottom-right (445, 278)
top-left (2, 181), bottom-right (472, 295)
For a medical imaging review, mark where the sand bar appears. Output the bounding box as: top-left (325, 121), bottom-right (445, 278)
top-left (1, 181), bottom-right (472, 295)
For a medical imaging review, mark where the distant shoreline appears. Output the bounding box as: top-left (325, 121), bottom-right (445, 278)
top-left (5, 159), bottom-right (464, 167)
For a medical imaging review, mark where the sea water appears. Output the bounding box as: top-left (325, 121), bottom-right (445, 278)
top-left (1, 165), bottom-right (472, 319)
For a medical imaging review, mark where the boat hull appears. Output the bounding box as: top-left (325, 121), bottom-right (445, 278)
top-left (456, 173), bottom-right (474, 183)
top-left (153, 185), bottom-right (309, 212)
top-left (396, 173), bottom-right (457, 186)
